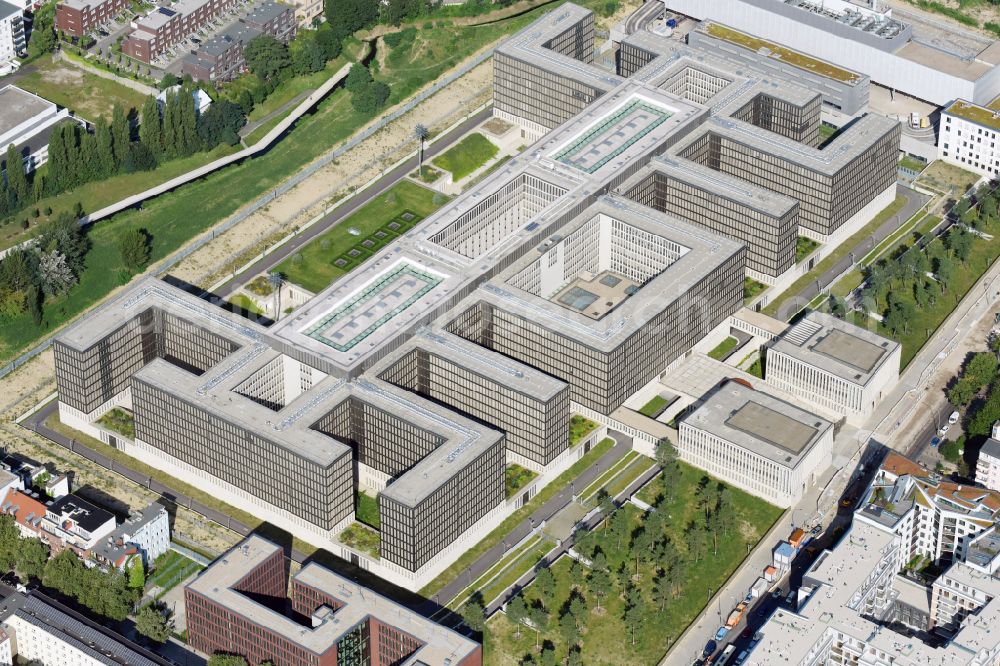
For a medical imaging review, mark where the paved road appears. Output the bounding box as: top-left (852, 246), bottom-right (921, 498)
top-left (214, 106), bottom-right (494, 298)
top-left (770, 184), bottom-right (929, 320)
top-left (624, 0), bottom-right (664, 34)
top-left (426, 431), bottom-right (633, 612)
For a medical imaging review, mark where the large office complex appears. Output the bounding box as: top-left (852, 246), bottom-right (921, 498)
top-left (663, 0), bottom-right (1000, 106)
top-left (940, 99), bottom-right (1000, 177)
top-left (766, 311), bottom-right (900, 426)
top-left (185, 535), bottom-right (481, 666)
top-left (494, 5), bottom-right (899, 282)
top-left (54, 3), bottom-right (903, 589)
top-left (678, 382), bottom-right (833, 507)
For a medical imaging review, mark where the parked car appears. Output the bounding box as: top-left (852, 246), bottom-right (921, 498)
top-left (704, 640), bottom-right (718, 658)
top-left (931, 437), bottom-right (941, 448)
top-left (811, 524), bottom-right (822, 535)
top-left (949, 411), bottom-right (960, 425)
top-left (715, 626), bottom-right (729, 641)
top-left (938, 424), bottom-right (951, 436)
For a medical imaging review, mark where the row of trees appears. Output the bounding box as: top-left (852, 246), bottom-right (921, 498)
top-left (1, 86), bottom-right (245, 227)
top-left (0, 515), bottom-right (140, 621)
top-left (463, 440), bottom-right (742, 663)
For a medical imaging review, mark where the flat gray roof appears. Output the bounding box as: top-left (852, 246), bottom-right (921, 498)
top-left (683, 382), bottom-right (831, 468)
top-left (186, 535), bottom-right (479, 661)
top-left (770, 310), bottom-right (899, 385)
top-left (0, 86), bottom-right (54, 137)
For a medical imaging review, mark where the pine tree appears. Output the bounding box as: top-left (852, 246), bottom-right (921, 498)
top-left (5, 144), bottom-right (28, 209)
top-left (77, 131), bottom-right (97, 183)
top-left (111, 105), bottom-right (131, 167)
top-left (178, 89), bottom-right (199, 155)
top-left (161, 92), bottom-right (179, 158)
top-left (139, 96), bottom-right (162, 156)
top-left (94, 117), bottom-right (115, 178)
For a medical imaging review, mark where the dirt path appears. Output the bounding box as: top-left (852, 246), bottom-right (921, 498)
top-left (170, 57), bottom-right (493, 289)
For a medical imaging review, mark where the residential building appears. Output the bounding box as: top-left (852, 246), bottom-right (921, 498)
top-left (92, 502), bottom-right (170, 569)
top-left (39, 493), bottom-right (116, 553)
top-left (0, 488), bottom-right (47, 540)
top-left (856, 452), bottom-right (1000, 570)
top-left (185, 535), bottom-right (482, 666)
top-left (766, 311), bottom-right (901, 426)
top-left (288, 0), bottom-right (319, 26)
top-left (180, 21), bottom-right (261, 82)
top-left (677, 381), bottom-right (833, 507)
top-left (0, 590), bottom-right (173, 665)
top-left (0, 2), bottom-right (24, 76)
top-left (179, 1), bottom-right (294, 81)
top-left (940, 99), bottom-right (1000, 178)
top-left (977, 437), bottom-right (1000, 492)
top-left (0, 85), bottom-right (77, 174)
top-left (55, 0), bottom-right (130, 38)
top-left (122, 0), bottom-right (243, 64)
top-left (663, 0), bottom-right (1000, 106)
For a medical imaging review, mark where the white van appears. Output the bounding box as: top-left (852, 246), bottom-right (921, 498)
top-left (949, 411), bottom-right (960, 425)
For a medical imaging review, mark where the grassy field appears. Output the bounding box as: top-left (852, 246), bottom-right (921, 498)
top-left (356, 491), bottom-right (381, 529)
top-left (275, 180), bottom-right (442, 292)
top-left (796, 236), bottom-right (820, 263)
top-left (96, 407), bottom-right (134, 438)
top-left (228, 294), bottom-right (263, 315)
top-left (744, 277), bottom-right (766, 303)
top-left (149, 551), bottom-right (202, 597)
top-left (638, 395), bottom-right (669, 418)
top-left (569, 415), bottom-right (598, 445)
top-left (341, 523), bottom-right (380, 558)
top-left (487, 463), bottom-right (783, 665)
top-left (708, 336), bottom-right (739, 361)
top-left (16, 54), bottom-right (150, 120)
top-left (432, 132), bottom-right (499, 181)
top-left (505, 464), bottom-right (538, 498)
top-left (916, 161), bottom-right (981, 197)
top-left (476, 536), bottom-right (555, 607)
top-left (422, 437), bottom-right (616, 599)
top-left (763, 195), bottom-right (907, 318)
top-left (0, 143), bottom-right (240, 253)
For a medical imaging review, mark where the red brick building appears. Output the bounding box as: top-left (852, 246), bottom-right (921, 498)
top-left (180, 2), bottom-right (295, 83)
top-left (185, 536), bottom-right (482, 666)
top-left (55, 0), bottom-right (130, 38)
top-left (122, 0), bottom-right (241, 64)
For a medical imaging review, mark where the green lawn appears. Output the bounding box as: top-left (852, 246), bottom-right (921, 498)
top-left (763, 195), bottom-right (907, 318)
top-left (796, 236), bottom-right (820, 263)
top-left (149, 551), bottom-right (202, 597)
top-left (744, 277), bottom-right (766, 303)
top-left (356, 491), bottom-right (381, 529)
top-left (638, 395), bottom-right (669, 418)
top-left (708, 336), bottom-right (739, 361)
top-left (487, 463), bottom-right (783, 665)
top-left (423, 437), bottom-right (615, 599)
top-left (340, 523), bottom-right (380, 558)
top-left (748, 356), bottom-right (764, 379)
top-left (96, 407), bottom-right (135, 439)
top-left (505, 464), bottom-right (538, 498)
top-left (16, 53), bottom-right (150, 120)
top-left (432, 132), bottom-right (500, 181)
top-left (899, 155), bottom-right (927, 172)
top-left (569, 415), bottom-right (598, 446)
top-left (228, 294), bottom-right (263, 316)
top-left (275, 180), bottom-right (443, 293)
top-left (477, 537), bottom-right (554, 607)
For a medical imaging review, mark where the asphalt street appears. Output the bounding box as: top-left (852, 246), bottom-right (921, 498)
top-left (213, 106), bottom-right (494, 298)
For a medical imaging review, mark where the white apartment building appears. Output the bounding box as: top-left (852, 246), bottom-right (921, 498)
top-left (976, 437), bottom-right (1000, 493)
top-left (1, 593), bottom-right (169, 666)
top-left (747, 521), bottom-right (1000, 666)
top-left (855, 452), bottom-right (1000, 570)
top-left (766, 311), bottom-right (900, 426)
top-left (0, 1), bottom-right (24, 75)
top-left (93, 502), bottom-right (170, 568)
top-left (677, 381), bottom-right (833, 508)
top-left (0, 86), bottom-right (75, 174)
top-left (940, 100), bottom-right (1000, 178)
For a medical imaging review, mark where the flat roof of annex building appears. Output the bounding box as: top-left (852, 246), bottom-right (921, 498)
top-left (0, 86), bottom-right (55, 138)
top-left (477, 195), bottom-right (744, 352)
top-left (681, 381), bottom-right (832, 468)
top-left (770, 310), bottom-right (899, 385)
top-left (187, 535), bottom-right (480, 662)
